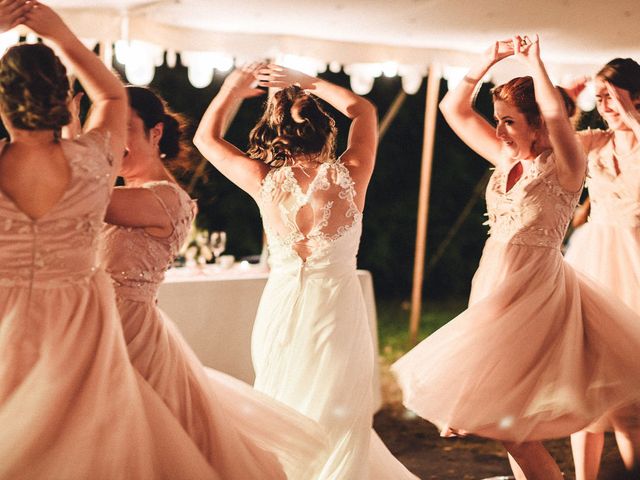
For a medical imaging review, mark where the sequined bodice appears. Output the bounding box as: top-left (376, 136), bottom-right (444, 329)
top-left (484, 151), bottom-right (582, 249)
top-left (583, 129), bottom-right (640, 227)
top-left (0, 131), bottom-right (114, 288)
top-left (258, 162), bottom-right (363, 273)
top-left (101, 182), bottom-right (196, 301)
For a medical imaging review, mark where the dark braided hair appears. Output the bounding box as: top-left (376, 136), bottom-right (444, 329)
top-left (247, 85), bottom-right (337, 167)
top-left (0, 43), bottom-right (70, 133)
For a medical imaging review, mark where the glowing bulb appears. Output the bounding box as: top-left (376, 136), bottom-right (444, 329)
top-left (382, 61), bottom-right (398, 77)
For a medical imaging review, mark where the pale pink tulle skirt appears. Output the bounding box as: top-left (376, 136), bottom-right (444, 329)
top-left (393, 238), bottom-right (640, 443)
top-left (119, 296), bottom-right (327, 479)
top-left (0, 271), bottom-right (218, 479)
top-left (565, 223), bottom-right (640, 313)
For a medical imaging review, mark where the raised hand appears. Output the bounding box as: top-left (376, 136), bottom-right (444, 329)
top-left (23, 1), bottom-right (72, 43)
top-left (513, 34), bottom-right (541, 66)
top-left (221, 63), bottom-right (266, 100)
top-left (0, 0), bottom-right (32, 33)
top-left (483, 39), bottom-right (515, 65)
top-left (563, 76), bottom-right (589, 101)
top-left (256, 64), bottom-right (314, 90)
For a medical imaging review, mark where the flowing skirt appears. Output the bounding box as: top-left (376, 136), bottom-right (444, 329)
top-left (565, 223), bottom-right (640, 312)
top-left (0, 271), bottom-right (217, 479)
top-left (119, 294), bottom-right (326, 479)
top-left (252, 268), bottom-right (418, 479)
top-left (393, 239), bottom-right (640, 442)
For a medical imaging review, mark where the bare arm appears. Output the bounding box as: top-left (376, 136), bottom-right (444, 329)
top-left (105, 187), bottom-right (173, 236)
top-left (439, 41), bottom-right (515, 166)
top-left (256, 65), bottom-right (378, 181)
top-left (0, 0), bottom-right (31, 32)
top-left (25, 2), bottom-right (127, 170)
top-left (516, 35), bottom-right (585, 191)
top-left (572, 196), bottom-right (590, 228)
top-left (193, 65), bottom-right (268, 198)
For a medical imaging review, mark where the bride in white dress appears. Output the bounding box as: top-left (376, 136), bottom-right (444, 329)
top-left (195, 64), bottom-right (418, 479)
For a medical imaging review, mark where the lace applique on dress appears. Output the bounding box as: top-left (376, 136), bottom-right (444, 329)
top-left (258, 161), bottom-right (363, 262)
top-left (484, 152), bottom-right (582, 249)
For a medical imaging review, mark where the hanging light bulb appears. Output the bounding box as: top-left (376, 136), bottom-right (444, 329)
top-left (382, 61), bottom-right (398, 77)
top-left (0, 30), bottom-right (19, 55)
top-left (577, 80), bottom-right (597, 112)
top-left (443, 65), bottom-right (470, 90)
top-left (276, 54), bottom-right (326, 77)
top-left (329, 60), bottom-right (342, 73)
top-left (398, 65), bottom-right (425, 95)
top-left (187, 63), bottom-right (214, 89)
top-left (124, 42), bottom-right (158, 85)
top-left (165, 49), bottom-right (177, 68)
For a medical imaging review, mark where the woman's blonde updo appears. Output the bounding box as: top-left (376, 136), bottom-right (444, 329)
top-left (0, 43), bottom-right (70, 131)
top-left (247, 85), bottom-right (337, 167)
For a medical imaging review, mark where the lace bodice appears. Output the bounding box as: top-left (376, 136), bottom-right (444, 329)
top-left (484, 151), bottom-right (582, 249)
top-left (258, 161), bottom-right (363, 272)
top-left (101, 182), bottom-right (196, 301)
top-left (582, 129), bottom-right (640, 227)
top-left (0, 131), bottom-right (114, 288)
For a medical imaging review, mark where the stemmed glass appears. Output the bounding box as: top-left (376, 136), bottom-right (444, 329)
top-left (195, 231), bottom-right (210, 268)
top-left (209, 231), bottom-right (227, 265)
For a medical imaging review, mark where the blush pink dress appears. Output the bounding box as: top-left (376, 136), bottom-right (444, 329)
top-left (101, 180), bottom-right (326, 480)
top-left (0, 131), bottom-right (219, 479)
top-left (393, 151), bottom-right (640, 442)
top-left (565, 129), bottom-right (640, 312)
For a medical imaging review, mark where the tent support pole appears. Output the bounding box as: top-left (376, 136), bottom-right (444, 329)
top-left (379, 90), bottom-right (407, 141)
top-left (408, 63), bottom-right (440, 347)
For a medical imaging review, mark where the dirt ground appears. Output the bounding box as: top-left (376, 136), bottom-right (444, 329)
top-left (374, 361), bottom-right (632, 480)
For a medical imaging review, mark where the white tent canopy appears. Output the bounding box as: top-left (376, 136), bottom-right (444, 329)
top-left (33, 0), bottom-right (640, 91)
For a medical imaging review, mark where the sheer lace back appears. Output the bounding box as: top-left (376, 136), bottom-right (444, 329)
top-left (258, 161), bottom-right (363, 265)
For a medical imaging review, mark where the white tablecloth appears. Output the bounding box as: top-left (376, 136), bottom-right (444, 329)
top-left (158, 265), bottom-right (382, 410)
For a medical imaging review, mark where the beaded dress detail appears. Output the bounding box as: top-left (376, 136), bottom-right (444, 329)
top-left (101, 181), bottom-right (326, 479)
top-left (0, 132), bottom-right (219, 479)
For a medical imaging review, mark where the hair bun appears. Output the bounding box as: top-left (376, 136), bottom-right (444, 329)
top-left (0, 43), bottom-right (70, 131)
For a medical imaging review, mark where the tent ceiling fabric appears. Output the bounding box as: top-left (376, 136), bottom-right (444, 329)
top-left (45, 0), bottom-right (640, 81)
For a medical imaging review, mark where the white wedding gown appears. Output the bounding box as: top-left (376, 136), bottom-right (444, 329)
top-left (252, 161), bottom-right (418, 479)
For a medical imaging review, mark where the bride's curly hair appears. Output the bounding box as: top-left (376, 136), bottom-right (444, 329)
top-left (247, 85), bottom-right (337, 167)
top-left (0, 43), bottom-right (70, 132)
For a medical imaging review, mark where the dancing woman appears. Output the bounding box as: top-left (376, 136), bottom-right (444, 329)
top-left (564, 58), bottom-right (640, 480)
top-left (392, 35), bottom-right (640, 480)
top-left (0, 3), bottom-right (220, 478)
top-left (194, 64), bottom-right (417, 479)
top-left (98, 85), bottom-right (325, 479)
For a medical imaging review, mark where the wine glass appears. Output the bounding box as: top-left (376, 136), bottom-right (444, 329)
top-left (195, 231), bottom-right (210, 268)
top-left (209, 231), bottom-right (227, 265)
